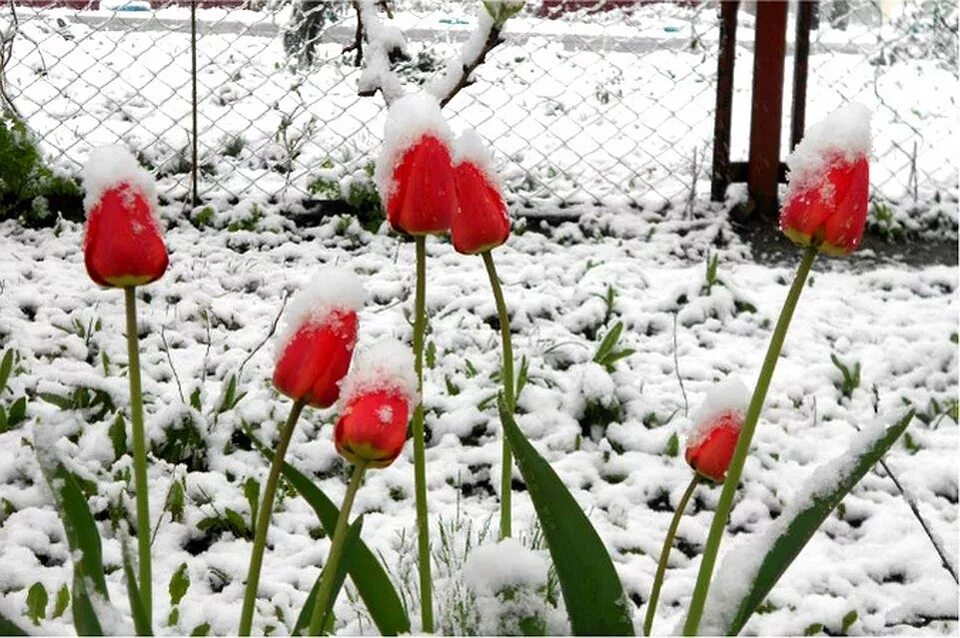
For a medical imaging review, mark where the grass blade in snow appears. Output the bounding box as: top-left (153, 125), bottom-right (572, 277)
top-left (42, 462), bottom-right (108, 635)
top-left (246, 428), bottom-right (410, 635)
top-left (701, 410), bottom-right (914, 635)
top-left (498, 397), bottom-right (634, 636)
top-left (121, 534), bottom-right (153, 635)
top-left (0, 611), bottom-right (27, 636)
top-left (293, 515), bottom-right (365, 635)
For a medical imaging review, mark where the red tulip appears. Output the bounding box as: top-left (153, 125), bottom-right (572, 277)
top-left (83, 182), bottom-right (168, 288)
top-left (685, 411), bottom-right (743, 482)
top-left (273, 272), bottom-right (364, 408)
top-left (384, 135), bottom-right (458, 235)
top-left (335, 389), bottom-right (411, 468)
top-left (451, 133), bottom-right (510, 254)
top-left (780, 155), bottom-right (869, 256)
top-left (334, 340), bottom-right (418, 468)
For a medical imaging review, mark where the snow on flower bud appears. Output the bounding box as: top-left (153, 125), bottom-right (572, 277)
top-left (780, 103), bottom-right (871, 256)
top-left (685, 377), bottom-right (750, 482)
top-left (82, 145), bottom-right (168, 287)
top-left (451, 130), bottom-right (511, 255)
top-left (335, 339), bottom-right (418, 468)
top-left (272, 269), bottom-right (364, 408)
top-left (374, 92), bottom-right (458, 236)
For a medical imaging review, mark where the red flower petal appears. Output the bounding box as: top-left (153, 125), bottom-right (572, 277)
top-left (335, 388), bottom-right (410, 468)
top-left (685, 412), bottom-right (742, 482)
top-left (452, 161), bottom-right (510, 255)
top-left (386, 135), bottom-right (458, 235)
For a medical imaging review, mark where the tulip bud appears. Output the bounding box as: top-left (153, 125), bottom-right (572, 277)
top-left (335, 340), bottom-right (418, 468)
top-left (273, 269), bottom-right (364, 408)
top-left (82, 145), bottom-right (168, 288)
top-left (780, 103), bottom-right (871, 256)
top-left (375, 93), bottom-right (458, 236)
top-left (451, 130), bottom-right (511, 255)
top-left (685, 378), bottom-right (749, 482)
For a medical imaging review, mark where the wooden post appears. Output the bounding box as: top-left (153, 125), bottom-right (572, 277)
top-left (711, 0), bottom-right (739, 202)
top-left (747, 0), bottom-right (788, 217)
top-left (791, 1), bottom-right (817, 150)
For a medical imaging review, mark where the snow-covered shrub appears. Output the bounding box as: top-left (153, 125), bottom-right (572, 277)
top-left (282, 0), bottom-right (346, 68)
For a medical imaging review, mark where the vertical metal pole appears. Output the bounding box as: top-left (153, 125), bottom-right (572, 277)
top-left (747, 0), bottom-right (788, 217)
top-left (711, 0), bottom-right (739, 202)
top-left (791, 1), bottom-right (816, 150)
top-left (191, 0), bottom-right (199, 206)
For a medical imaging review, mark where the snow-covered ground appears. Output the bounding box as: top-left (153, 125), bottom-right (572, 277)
top-left (0, 200), bottom-right (956, 635)
top-left (5, 1), bottom-right (958, 228)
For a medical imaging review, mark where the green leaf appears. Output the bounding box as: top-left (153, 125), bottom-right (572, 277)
top-left (169, 563), bottom-right (190, 606)
top-left (7, 396), bottom-right (27, 428)
top-left (497, 398), bottom-right (634, 635)
top-left (426, 341), bottom-right (437, 370)
top-left (840, 610), bottom-right (858, 634)
top-left (665, 432), bottom-right (679, 458)
top-left (191, 621), bottom-right (211, 636)
top-left (39, 392), bottom-right (73, 410)
top-left (120, 534), bottom-right (153, 635)
top-left (52, 584), bottom-right (70, 619)
top-left (216, 375), bottom-right (237, 414)
top-left (294, 514), bottom-right (365, 635)
top-left (243, 478), bottom-right (260, 537)
top-left (516, 355), bottom-right (530, 399)
top-left (42, 462), bottom-right (108, 635)
top-left (0, 611), bottom-right (26, 636)
top-left (26, 582), bottom-right (48, 625)
top-left (109, 414), bottom-right (127, 460)
top-left (246, 428), bottom-right (410, 635)
top-left (593, 322), bottom-right (623, 365)
top-left (189, 387), bottom-right (202, 412)
top-left (720, 411), bottom-right (914, 635)
top-left (0, 349), bottom-right (14, 393)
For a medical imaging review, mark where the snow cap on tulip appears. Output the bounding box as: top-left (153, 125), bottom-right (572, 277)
top-left (335, 339), bottom-right (418, 468)
top-left (82, 145), bottom-right (168, 287)
top-left (272, 268), bottom-right (365, 408)
top-left (374, 92), bottom-right (458, 235)
top-left (685, 377), bottom-right (750, 482)
top-left (451, 129), bottom-right (511, 255)
top-left (780, 103), bottom-right (871, 256)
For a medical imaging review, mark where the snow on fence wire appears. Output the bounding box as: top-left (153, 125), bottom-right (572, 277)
top-left (1, 0), bottom-right (957, 215)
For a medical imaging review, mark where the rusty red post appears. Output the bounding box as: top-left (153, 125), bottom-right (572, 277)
top-left (791, 1), bottom-right (817, 150)
top-left (747, 0), bottom-right (789, 217)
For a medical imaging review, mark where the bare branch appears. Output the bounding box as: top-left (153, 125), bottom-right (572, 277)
top-left (427, 9), bottom-right (505, 109)
top-left (354, 0), bottom-right (405, 105)
top-left (341, 0), bottom-right (364, 67)
top-left (0, 0), bottom-right (23, 119)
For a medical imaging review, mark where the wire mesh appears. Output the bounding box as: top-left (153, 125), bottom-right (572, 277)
top-left (1, 0), bottom-right (957, 214)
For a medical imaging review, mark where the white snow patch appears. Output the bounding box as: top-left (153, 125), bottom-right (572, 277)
top-left (686, 376), bottom-right (750, 448)
top-left (82, 144), bottom-right (158, 216)
top-left (464, 537), bottom-right (549, 594)
top-left (274, 268), bottom-right (365, 362)
top-left (374, 92), bottom-right (454, 205)
top-left (338, 339), bottom-right (418, 408)
top-left (699, 409), bottom-right (913, 635)
top-left (785, 102), bottom-right (871, 198)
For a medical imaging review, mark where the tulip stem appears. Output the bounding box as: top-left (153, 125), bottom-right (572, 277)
top-left (682, 243), bottom-right (818, 636)
top-left (123, 286), bottom-right (153, 628)
top-left (412, 235), bottom-right (434, 632)
top-left (481, 250), bottom-right (515, 540)
top-left (308, 461), bottom-right (368, 636)
top-left (644, 475), bottom-right (700, 636)
top-left (238, 399), bottom-right (306, 636)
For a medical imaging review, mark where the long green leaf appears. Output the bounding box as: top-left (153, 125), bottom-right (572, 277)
top-left (0, 349), bottom-right (13, 394)
top-left (293, 514), bottom-right (365, 635)
top-left (715, 411), bottom-right (914, 635)
top-left (246, 428), bottom-right (410, 635)
top-left (498, 398), bottom-right (634, 636)
top-left (0, 610), bottom-right (27, 636)
top-left (42, 462), bottom-right (107, 636)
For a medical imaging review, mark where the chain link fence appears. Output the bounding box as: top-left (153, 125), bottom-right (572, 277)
top-left (1, 0), bottom-right (957, 217)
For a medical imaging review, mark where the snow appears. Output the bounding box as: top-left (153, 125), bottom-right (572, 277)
top-left (338, 339), bottom-right (418, 408)
top-left (81, 145), bottom-right (158, 216)
top-left (273, 268), bottom-right (365, 362)
top-left (698, 409), bottom-right (915, 636)
top-left (425, 5), bottom-right (496, 100)
top-left (373, 92), bottom-right (454, 206)
top-left (464, 537), bottom-right (549, 594)
top-left (356, 0), bottom-right (405, 102)
top-left (685, 376), bottom-right (750, 449)
top-left (453, 128), bottom-right (505, 193)
top-left (785, 103), bottom-right (872, 199)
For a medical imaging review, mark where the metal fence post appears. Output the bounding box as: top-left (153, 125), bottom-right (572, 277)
top-left (711, 0), bottom-right (739, 203)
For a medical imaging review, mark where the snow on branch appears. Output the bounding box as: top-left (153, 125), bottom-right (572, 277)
top-left (354, 0), bottom-right (406, 104)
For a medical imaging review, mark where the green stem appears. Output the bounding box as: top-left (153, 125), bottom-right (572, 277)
top-left (682, 244), bottom-right (818, 636)
top-left (482, 251), bottom-right (515, 540)
top-left (238, 399), bottom-right (306, 636)
top-left (123, 286), bottom-right (152, 628)
top-left (412, 235), bottom-right (434, 632)
top-left (643, 475), bottom-right (700, 636)
top-left (308, 462), bottom-right (368, 636)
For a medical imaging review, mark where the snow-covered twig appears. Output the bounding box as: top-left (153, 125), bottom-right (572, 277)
top-left (354, 0), bottom-right (405, 104)
top-left (0, 0), bottom-right (22, 119)
top-left (427, 7), bottom-right (505, 108)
